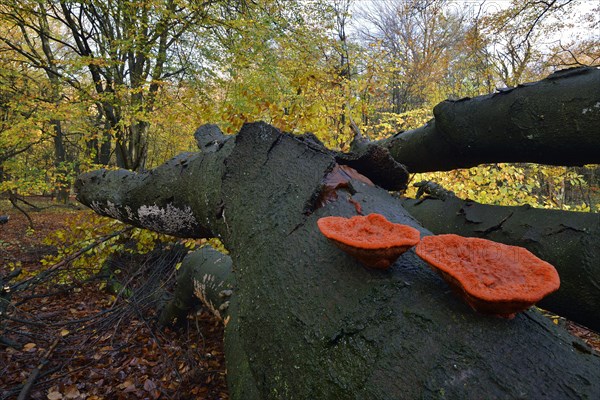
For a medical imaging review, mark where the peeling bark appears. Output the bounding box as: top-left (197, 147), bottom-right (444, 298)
top-left (402, 195), bottom-right (600, 332)
top-left (378, 67), bottom-right (600, 172)
top-left (77, 122), bottom-right (600, 400)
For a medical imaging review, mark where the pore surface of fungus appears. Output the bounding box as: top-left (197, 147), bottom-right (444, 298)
top-left (317, 213), bottom-right (421, 269)
top-left (415, 234), bottom-right (560, 318)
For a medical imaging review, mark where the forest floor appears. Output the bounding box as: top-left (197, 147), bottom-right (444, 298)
top-left (0, 199), bottom-right (228, 400)
top-left (1, 198), bottom-right (599, 400)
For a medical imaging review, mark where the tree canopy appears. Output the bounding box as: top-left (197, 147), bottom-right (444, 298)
top-left (0, 0), bottom-right (597, 209)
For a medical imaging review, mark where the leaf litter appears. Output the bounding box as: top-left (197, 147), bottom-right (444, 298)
top-left (1, 208), bottom-right (228, 399)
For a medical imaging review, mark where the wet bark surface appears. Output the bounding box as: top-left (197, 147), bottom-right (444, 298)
top-left (379, 67), bottom-right (600, 172)
top-left (403, 195), bottom-right (600, 332)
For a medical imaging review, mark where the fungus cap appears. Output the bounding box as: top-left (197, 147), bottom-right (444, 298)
top-left (317, 213), bottom-right (421, 269)
top-left (415, 234), bottom-right (560, 318)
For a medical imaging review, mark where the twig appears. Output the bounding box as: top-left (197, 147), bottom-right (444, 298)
top-left (17, 337), bottom-right (60, 400)
top-left (414, 180), bottom-right (456, 201)
top-left (13, 226), bottom-right (133, 292)
top-left (4, 268), bottom-right (22, 282)
top-left (11, 195), bottom-right (42, 211)
top-left (2, 308), bottom-right (115, 328)
top-left (15, 286), bottom-right (77, 307)
top-left (8, 193), bottom-right (34, 229)
top-left (349, 114), bottom-right (370, 142)
top-left (0, 335), bottom-right (20, 348)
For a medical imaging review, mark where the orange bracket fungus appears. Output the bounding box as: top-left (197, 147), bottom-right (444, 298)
top-left (415, 234), bottom-right (560, 318)
top-left (317, 213), bottom-right (421, 269)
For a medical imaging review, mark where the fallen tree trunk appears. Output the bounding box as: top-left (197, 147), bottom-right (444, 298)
top-left (377, 67), bottom-right (600, 172)
top-left (159, 246), bottom-right (234, 327)
top-left (402, 195), bottom-right (600, 332)
top-left (76, 122), bottom-right (600, 399)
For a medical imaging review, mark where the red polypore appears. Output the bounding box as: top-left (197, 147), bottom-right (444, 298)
top-left (415, 234), bottom-right (560, 318)
top-left (317, 213), bottom-right (421, 269)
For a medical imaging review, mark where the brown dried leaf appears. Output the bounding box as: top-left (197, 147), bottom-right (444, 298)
top-left (64, 385), bottom-right (81, 399)
top-left (118, 380), bottom-right (135, 390)
top-left (23, 342), bottom-right (36, 351)
top-left (143, 378), bottom-right (157, 392)
top-left (47, 391), bottom-right (63, 400)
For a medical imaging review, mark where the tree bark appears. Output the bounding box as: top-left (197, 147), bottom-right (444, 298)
top-left (378, 67), bottom-right (600, 172)
top-left (76, 122), bottom-right (600, 399)
top-left (159, 246), bottom-right (234, 327)
top-left (402, 195), bottom-right (600, 332)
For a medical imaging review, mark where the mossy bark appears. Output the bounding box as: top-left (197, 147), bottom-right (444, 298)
top-left (403, 195), bottom-right (600, 332)
top-left (159, 246), bottom-right (234, 327)
top-left (76, 122), bottom-right (600, 399)
top-left (378, 67), bottom-right (600, 172)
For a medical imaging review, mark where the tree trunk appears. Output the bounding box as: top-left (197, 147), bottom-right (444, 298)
top-left (38, 7), bottom-right (70, 203)
top-left (378, 67), bottom-right (600, 172)
top-left (159, 246), bottom-right (234, 327)
top-left (51, 118), bottom-right (70, 203)
top-left (76, 122), bottom-right (600, 399)
top-left (402, 195), bottom-right (600, 332)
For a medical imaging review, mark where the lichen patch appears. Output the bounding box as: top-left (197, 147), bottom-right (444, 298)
top-left (582, 102), bottom-right (600, 114)
top-left (137, 203), bottom-right (198, 234)
top-left (104, 201), bottom-right (122, 220)
top-left (91, 200), bottom-right (122, 220)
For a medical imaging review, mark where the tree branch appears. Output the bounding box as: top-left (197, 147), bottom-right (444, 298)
top-left (402, 192), bottom-right (600, 331)
top-left (378, 67), bottom-right (600, 172)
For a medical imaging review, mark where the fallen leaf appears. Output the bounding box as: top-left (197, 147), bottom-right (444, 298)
top-left (118, 380), bottom-right (135, 391)
top-left (47, 391), bottom-right (63, 400)
top-left (64, 385), bottom-right (81, 399)
top-left (123, 384), bottom-right (137, 393)
top-left (60, 329), bottom-right (70, 337)
top-left (143, 378), bottom-right (157, 392)
top-left (23, 343), bottom-right (36, 351)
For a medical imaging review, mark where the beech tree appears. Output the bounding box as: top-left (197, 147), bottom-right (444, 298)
top-left (357, 0), bottom-right (469, 112)
top-left (0, 0), bottom-right (266, 172)
top-left (0, 2), bottom-right (75, 201)
top-left (74, 67), bottom-right (600, 398)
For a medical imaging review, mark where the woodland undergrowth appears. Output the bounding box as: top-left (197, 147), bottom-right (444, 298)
top-left (0, 204), bottom-right (228, 400)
